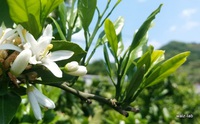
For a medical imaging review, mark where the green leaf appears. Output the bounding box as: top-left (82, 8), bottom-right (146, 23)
top-left (124, 66), bottom-right (145, 104)
top-left (41, 0), bottom-right (64, 24)
top-left (58, 1), bottom-right (67, 36)
top-left (104, 19), bottom-right (118, 58)
top-left (144, 51), bottom-right (190, 87)
top-left (99, 16), bottom-right (124, 44)
top-left (49, 16), bottom-right (66, 40)
top-left (151, 50), bottom-right (165, 66)
top-left (0, 0), bottom-right (13, 27)
top-left (7, 0), bottom-right (63, 38)
top-left (103, 44), bottom-right (112, 76)
top-left (7, 0), bottom-right (42, 37)
top-left (129, 4), bottom-right (162, 52)
top-left (78, 0), bottom-right (97, 31)
top-left (51, 40), bottom-right (86, 65)
top-left (0, 92), bottom-right (21, 124)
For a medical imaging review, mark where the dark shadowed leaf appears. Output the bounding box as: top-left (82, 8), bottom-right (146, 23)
top-left (0, 92), bottom-right (21, 124)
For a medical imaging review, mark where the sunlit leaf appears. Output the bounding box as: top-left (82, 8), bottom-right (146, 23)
top-left (144, 51), bottom-right (190, 87)
top-left (104, 19), bottom-right (118, 57)
top-left (129, 4), bottom-right (162, 52)
top-left (151, 50), bottom-right (165, 66)
top-left (99, 16), bottom-right (124, 43)
top-left (7, 0), bottom-right (42, 37)
top-left (41, 0), bottom-right (64, 24)
top-left (78, 0), bottom-right (96, 31)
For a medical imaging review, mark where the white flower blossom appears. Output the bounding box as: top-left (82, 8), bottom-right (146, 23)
top-left (24, 24), bottom-right (74, 78)
top-left (27, 85), bottom-right (55, 120)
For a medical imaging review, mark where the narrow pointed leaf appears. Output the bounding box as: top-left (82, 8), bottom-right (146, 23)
top-left (130, 4), bottom-right (162, 52)
top-left (104, 19), bottom-right (118, 57)
top-left (99, 16), bottom-right (124, 43)
top-left (144, 51), bottom-right (190, 87)
top-left (58, 1), bottom-right (67, 36)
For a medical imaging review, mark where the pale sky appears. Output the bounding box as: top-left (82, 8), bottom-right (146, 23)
top-left (72, 0), bottom-right (200, 61)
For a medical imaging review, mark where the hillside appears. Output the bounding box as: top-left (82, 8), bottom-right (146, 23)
top-left (160, 41), bottom-right (200, 83)
top-left (160, 41), bottom-right (200, 65)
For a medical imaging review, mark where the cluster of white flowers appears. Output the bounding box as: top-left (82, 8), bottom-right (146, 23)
top-left (0, 24), bottom-right (87, 120)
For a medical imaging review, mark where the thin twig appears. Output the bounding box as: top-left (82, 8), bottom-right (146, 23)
top-left (50, 82), bottom-right (130, 117)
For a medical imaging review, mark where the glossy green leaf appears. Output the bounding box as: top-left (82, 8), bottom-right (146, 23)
top-left (0, 92), bottom-right (21, 124)
top-left (99, 16), bottom-right (124, 44)
top-left (130, 4), bottom-right (162, 52)
top-left (58, 1), bottom-right (67, 36)
top-left (78, 0), bottom-right (96, 31)
top-left (151, 50), bottom-right (165, 66)
top-left (41, 0), bottom-right (63, 24)
top-left (144, 51), bottom-right (190, 87)
top-left (7, 0), bottom-right (42, 37)
top-left (7, 0), bottom-right (63, 38)
top-left (104, 19), bottom-right (118, 57)
top-left (51, 40), bottom-right (86, 65)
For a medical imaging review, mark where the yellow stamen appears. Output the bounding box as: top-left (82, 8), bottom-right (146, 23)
top-left (41, 44), bottom-right (53, 58)
top-left (22, 29), bottom-right (27, 37)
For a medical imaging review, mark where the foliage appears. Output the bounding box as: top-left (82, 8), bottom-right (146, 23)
top-left (0, 0), bottom-right (191, 123)
top-left (161, 41), bottom-right (200, 83)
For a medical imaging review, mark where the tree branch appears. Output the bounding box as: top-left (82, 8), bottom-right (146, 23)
top-left (50, 82), bottom-right (137, 117)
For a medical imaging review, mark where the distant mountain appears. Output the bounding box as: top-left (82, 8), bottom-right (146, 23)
top-left (160, 41), bottom-right (200, 83)
top-left (160, 41), bottom-right (200, 65)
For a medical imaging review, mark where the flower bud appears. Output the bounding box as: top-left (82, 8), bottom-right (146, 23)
top-left (10, 49), bottom-right (32, 76)
top-left (64, 61), bottom-right (79, 72)
top-left (67, 66), bottom-right (87, 76)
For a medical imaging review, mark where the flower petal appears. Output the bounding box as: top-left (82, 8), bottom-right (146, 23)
top-left (10, 49), bottom-right (32, 76)
top-left (37, 24), bottom-right (52, 44)
top-left (41, 24), bottom-right (52, 38)
top-left (42, 59), bottom-right (62, 78)
top-left (25, 32), bottom-right (38, 54)
top-left (0, 44), bottom-right (22, 52)
top-left (27, 89), bottom-right (42, 120)
top-left (49, 50), bottom-right (74, 61)
top-left (0, 28), bottom-right (16, 43)
top-left (16, 25), bottom-right (26, 43)
top-left (32, 86), bottom-right (55, 109)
